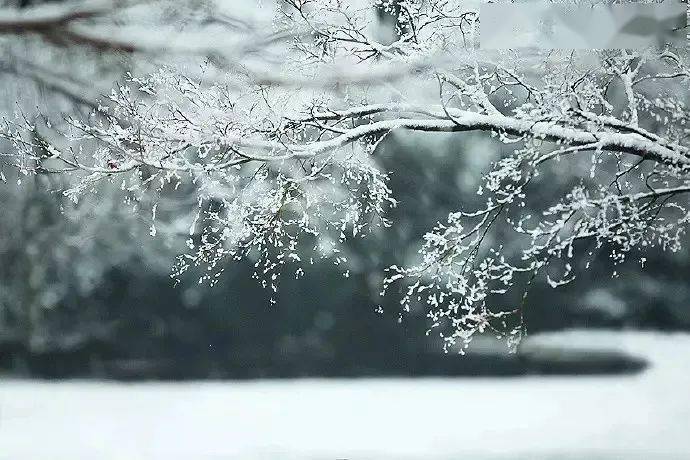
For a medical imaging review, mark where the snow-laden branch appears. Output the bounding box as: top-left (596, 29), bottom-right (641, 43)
top-left (2, 0), bottom-right (690, 352)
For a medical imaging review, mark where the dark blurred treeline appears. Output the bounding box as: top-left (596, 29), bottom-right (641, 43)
top-left (1, 131), bottom-right (689, 380)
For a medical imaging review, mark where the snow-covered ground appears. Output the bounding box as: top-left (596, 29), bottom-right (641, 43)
top-left (1, 330), bottom-right (689, 460)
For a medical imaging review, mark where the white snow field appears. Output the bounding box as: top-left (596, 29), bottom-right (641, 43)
top-left (1, 330), bottom-right (689, 460)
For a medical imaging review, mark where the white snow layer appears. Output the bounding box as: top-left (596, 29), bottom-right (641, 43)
top-left (1, 330), bottom-right (689, 459)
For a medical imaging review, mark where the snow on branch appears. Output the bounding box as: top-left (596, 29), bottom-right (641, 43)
top-left (2, 0), bottom-right (690, 351)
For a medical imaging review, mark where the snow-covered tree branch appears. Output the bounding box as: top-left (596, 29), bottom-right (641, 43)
top-left (2, 0), bottom-right (689, 351)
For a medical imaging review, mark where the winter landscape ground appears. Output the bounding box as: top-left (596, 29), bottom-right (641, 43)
top-left (0, 330), bottom-right (688, 460)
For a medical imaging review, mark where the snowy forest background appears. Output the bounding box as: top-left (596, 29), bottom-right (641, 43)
top-left (0, 0), bottom-right (689, 380)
